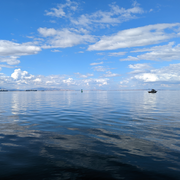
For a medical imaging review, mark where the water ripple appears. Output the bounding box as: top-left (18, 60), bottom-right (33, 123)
top-left (0, 91), bottom-right (180, 179)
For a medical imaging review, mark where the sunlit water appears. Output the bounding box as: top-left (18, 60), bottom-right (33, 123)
top-left (0, 91), bottom-right (180, 179)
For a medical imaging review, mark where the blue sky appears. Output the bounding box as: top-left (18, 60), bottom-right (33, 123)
top-left (1, 0), bottom-right (180, 90)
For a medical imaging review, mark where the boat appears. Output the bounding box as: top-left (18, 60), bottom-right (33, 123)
top-left (148, 89), bottom-right (157, 93)
top-left (81, 89), bottom-right (83, 93)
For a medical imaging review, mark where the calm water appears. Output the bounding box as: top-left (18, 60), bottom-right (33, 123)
top-left (0, 91), bottom-right (180, 180)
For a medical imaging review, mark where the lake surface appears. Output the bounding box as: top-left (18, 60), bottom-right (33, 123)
top-left (0, 91), bottom-right (180, 179)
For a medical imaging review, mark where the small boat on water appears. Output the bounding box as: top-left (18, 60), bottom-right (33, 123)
top-left (148, 89), bottom-right (157, 93)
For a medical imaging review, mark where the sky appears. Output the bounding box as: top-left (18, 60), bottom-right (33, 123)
top-left (1, 0), bottom-right (180, 90)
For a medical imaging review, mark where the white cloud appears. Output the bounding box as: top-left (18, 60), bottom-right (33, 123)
top-left (6, 69), bottom-right (66, 88)
top-left (121, 56), bottom-right (139, 61)
top-left (63, 78), bottom-right (75, 85)
top-left (118, 63), bottom-right (180, 89)
top-left (135, 73), bottom-right (159, 82)
top-left (90, 61), bottom-right (103, 66)
top-left (11, 69), bottom-right (34, 80)
top-left (102, 71), bottom-right (121, 77)
top-left (69, 28), bottom-right (89, 34)
top-left (131, 63), bottom-right (180, 83)
top-left (38, 27), bottom-right (96, 48)
top-left (0, 73), bottom-right (12, 86)
top-left (122, 42), bottom-right (180, 61)
top-left (88, 23), bottom-right (180, 51)
top-left (62, 77), bottom-right (108, 87)
top-left (0, 40), bottom-right (41, 56)
top-left (46, 6), bottom-right (65, 18)
top-left (82, 78), bottom-right (109, 87)
top-left (33, 78), bottom-right (42, 83)
top-left (119, 78), bottom-right (133, 86)
top-left (0, 56), bottom-right (20, 65)
top-left (128, 63), bottom-right (152, 74)
top-left (38, 28), bottom-right (57, 37)
top-left (71, 2), bottom-right (144, 27)
top-left (45, 0), bottom-right (78, 18)
top-left (129, 63), bottom-right (151, 69)
top-left (108, 52), bottom-right (127, 56)
top-left (0, 64), bottom-right (14, 68)
top-left (7, 69), bottom-right (108, 88)
top-left (93, 78), bottom-right (108, 86)
top-left (0, 40), bottom-right (41, 69)
top-left (4, 62), bottom-right (180, 89)
top-left (0, 69), bottom-right (107, 89)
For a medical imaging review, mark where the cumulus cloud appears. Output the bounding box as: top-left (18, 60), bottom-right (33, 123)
top-left (127, 63), bottom-right (180, 83)
top-left (88, 23), bottom-right (180, 51)
top-left (71, 2), bottom-right (144, 27)
top-left (7, 69), bottom-right (69, 88)
top-left (11, 69), bottom-right (34, 80)
top-left (118, 63), bottom-right (180, 89)
top-left (121, 42), bottom-right (180, 61)
top-left (33, 78), bottom-right (42, 83)
top-left (6, 64), bottom-right (180, 89)
top-left (45, 0), bottom-right (78, 18)
top-left (63, 78), bottom-right (76, 85)
top-left (0, 73), bottom-right (13, 87)
top-left (0, 69), bottom-right (108, 89)
top-left (38, 27), bottom-right (96, 48)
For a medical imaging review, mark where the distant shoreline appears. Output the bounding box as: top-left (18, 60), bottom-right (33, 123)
top-left (0, 89), bottom-right (179, 92)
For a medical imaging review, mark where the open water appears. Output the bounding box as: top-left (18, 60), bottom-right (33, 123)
top-left (0, 91), bottom-right (180, 180)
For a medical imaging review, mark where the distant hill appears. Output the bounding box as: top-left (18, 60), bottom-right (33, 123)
top-left (0, 87), bottom-right (77, 91)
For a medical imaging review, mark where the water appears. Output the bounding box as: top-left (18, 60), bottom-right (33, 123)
top-left (0, 91), bottom-right (180, 180)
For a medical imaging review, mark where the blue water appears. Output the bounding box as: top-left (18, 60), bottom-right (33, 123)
top-left (0, 91), bottom-right (180, 179)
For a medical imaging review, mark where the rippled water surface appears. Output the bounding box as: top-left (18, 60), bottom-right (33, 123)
top-left (0, 91), bottom-right (180, 179)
